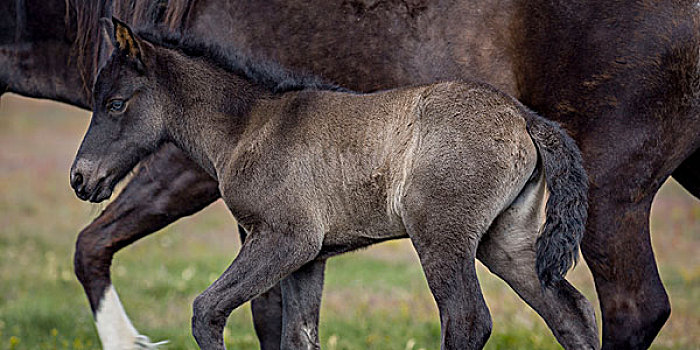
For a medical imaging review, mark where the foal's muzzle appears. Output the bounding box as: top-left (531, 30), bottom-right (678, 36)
top-left (70, 159), bottom-right (115, 203)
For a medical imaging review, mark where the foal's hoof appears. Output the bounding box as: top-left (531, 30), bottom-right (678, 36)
top-left (134, 335), bottom-right (169, 349)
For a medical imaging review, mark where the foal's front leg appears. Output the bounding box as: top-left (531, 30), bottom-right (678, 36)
top-left (192, 224), bottom-right (322, 350)
top-left (74, 143), bottom-right (295, 350)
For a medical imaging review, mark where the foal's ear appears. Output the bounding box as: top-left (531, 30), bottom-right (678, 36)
top-left (108, 17), bottom-right (147, 69)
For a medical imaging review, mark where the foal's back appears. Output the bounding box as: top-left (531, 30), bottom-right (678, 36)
top-left (228, 81), bottom-right (537, 246)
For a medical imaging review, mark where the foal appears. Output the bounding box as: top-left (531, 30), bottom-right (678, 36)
top-left (71, 19), bottom-right (598, 349)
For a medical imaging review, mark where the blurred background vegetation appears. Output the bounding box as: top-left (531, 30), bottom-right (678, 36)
top-left (0, 94), bottom-right (697, 349)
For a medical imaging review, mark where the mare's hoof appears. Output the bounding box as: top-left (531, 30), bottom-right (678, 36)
top-left (134, 335), bottom-right (169, 349)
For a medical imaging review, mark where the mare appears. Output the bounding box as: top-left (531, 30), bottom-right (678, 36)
top-left (71, 19), bottom-right (597, 350)
top-left (1, 0), bottom-right (698, 349)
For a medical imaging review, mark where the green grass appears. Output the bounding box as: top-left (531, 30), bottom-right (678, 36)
top-left (0, 94), bottom-right (698, 349)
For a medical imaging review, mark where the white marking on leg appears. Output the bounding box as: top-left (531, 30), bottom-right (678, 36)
top-left (301, 325), bottom-right (316, 350)
top-left (95, 285), bottom-right (168, 350)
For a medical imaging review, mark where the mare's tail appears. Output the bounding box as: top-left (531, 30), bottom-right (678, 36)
top-left (525, 112), bottom-right (589, 287)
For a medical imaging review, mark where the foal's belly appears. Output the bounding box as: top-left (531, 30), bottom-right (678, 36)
top-left (318, 227), bottom-right (408, 259)
top-left (318, 207), bottom-right (408, 259)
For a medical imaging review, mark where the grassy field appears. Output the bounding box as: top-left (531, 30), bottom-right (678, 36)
top-left (0, 94), bottom-right (698, 349)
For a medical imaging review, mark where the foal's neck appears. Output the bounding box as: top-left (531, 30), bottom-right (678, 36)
top-left (161, 51), bottom-right (271, 180)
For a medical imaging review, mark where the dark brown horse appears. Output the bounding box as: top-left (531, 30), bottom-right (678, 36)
top-left (1, 0), bottom-right (698, 349)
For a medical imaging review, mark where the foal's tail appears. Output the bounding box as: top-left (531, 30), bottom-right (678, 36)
top-left (525, 112), bottom-right (589, 287)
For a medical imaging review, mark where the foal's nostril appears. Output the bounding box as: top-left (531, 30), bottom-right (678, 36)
top-left (71, 172), bottom-right (84, 189)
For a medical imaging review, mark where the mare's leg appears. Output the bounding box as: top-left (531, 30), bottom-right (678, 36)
top-left (579, 134), bottom-right (698, 348)
top-left (476, 172), bottom-right (599, 349)
top-left (577, 127), bottom-right (700, 348)
top-left (73, 144), bottom-right (220, 349)
top-left (584, 192), bottom-right (669, 350)
top-left (671, 148), bottom-right (700, 199)
top-left (583, 139), bottom-right (700, 348)
top-left (192, 223), bottom-right (322, 350)
top-left (280, 260), bottom-right (326, 350)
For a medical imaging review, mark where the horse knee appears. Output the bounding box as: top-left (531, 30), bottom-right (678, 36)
top-left (442, 312), bottom-right (492, 350)
top-left (192, 292), bottom-right (226, 346)
top-left (473, 315), bottom-right (493, 347)
top-left (192, 292), bottom-right (210, 329)
top-left (601, 290), bottom-right (670, 350)
top-left (646, 300), bottom-right (672, 342)
top-left (74, 224), bottom-right (111, 286)
top-left (438, 298), bottom-right (492, 350)
top-left (74, 226), bottom-right (116, 312)
top-left (570, 287), bottom-right (597, 327)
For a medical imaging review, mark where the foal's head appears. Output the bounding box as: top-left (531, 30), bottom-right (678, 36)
top-left (70, 18), bottom-right (168, 202)
top-left (70, 17), bottom-right (341, 202)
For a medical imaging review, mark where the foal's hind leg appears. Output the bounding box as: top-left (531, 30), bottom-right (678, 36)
top-left (280, 260), bottom-right (326, 350)
top-left (406, 219), bottom-right (492, 349)
top-left (476, 172), bottom-right (599, 349)
top-left (403, 200), bottom-right (496, 349)
top-left (251, 284), bottom-right (283, 350)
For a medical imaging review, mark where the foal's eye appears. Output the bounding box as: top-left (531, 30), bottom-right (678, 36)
top-left (107, 99), bottom-right (126, 113)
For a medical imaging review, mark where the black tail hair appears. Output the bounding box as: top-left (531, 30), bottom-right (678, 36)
top-left (525, 112), bottom-right (589, 287)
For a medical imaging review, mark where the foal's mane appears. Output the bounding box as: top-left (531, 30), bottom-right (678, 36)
top-left (137, 29), bottom-right (346, 94)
